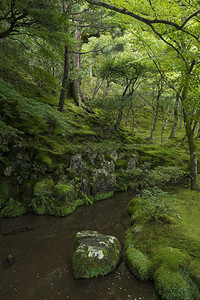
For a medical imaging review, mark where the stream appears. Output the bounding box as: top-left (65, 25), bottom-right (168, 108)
top-left (0, 191), bottom-right (159, 300)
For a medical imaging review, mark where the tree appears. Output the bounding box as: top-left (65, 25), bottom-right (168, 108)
top-left (0, 0), bottom-right (64, 40)
top-left (98, 55), bottom-right (144, 129)
top-left (85, 0), bottom-right (200, 189)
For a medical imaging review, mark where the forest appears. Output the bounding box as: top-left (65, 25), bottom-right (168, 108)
top-left (1, 0), bottom-right (200, 299)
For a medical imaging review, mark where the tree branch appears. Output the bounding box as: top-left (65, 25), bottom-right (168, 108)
top-left (69, 45), bottom-right (107, 54)
top-left (71, 8), bottom-right (90, 15)
top-left (85, 0), bottom-right (200, 42)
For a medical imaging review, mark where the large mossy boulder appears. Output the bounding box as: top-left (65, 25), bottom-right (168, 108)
top-left (73, 230), bottom-right (121, 279)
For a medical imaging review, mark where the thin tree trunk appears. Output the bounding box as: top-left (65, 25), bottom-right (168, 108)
top-left (169, 93), bottom-right (179, 138)
top-left (148, 95), bottom-right (160, 142)
top-left (184, 110), bottom-right (198, 190)
top-left (58, 45), bottom-right (70, 112)
top-left (131, 108), bottom-right (135, 131)
top-left (125, 105), bottom-right (131, 127)
top-left (114, 109), bottom-right (123, 130)
top-left (179, 108), bottom-right (183, 130)
top-left (92, 77), bottom-right (105, 101)
top-left (181, 60), bottom-right (198, 190)
top-left (195, 123), bottom-right (200, 140)
top-left (163, 106), bottom-right (171, 130)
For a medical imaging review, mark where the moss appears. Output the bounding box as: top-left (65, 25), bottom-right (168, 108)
top-left (115, 159), bottom-right (127, 169)
top-left (125, 247), bottom-right (152, 280)
top-left (125, 187), bottom-right (200, 299)
top-left (0, 177), bottom-right (12, 200)
top-left (35, 151), bottom-right (53, 168)
top-left (189, 259), bottom-right (200, 288)
top-left (127, 197), bottom-right (141, 214)
top-left (21, 180), bottom-right (34, 202)
top-left (54, 183), bottom-right (74, 204)
top-left (93, 191), bottom-right (114, 201)
top-left (152, 247), bottom-right (190, 271)
top-left (154, 266), bottom-right (198, 300)
top-left (33, 178), bottom-right (54, 194)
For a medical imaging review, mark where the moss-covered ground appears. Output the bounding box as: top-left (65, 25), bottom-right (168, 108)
top-left (125, 187), bottom-right (200, 299)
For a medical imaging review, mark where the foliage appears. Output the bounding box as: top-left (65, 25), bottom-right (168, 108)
top-left (30, 190), bottom-right (55, 215)
top-left (0, 198), bottom-right (26, 217)
top-left (138, 187), bottom-right (176, 221)
top-left (0, 78), bottom-right (70, 136)
top-left (148, 166), bottom-right (187, 186)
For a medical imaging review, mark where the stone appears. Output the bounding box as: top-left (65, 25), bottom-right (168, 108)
top-left (73, 230), bottom-right (121, 279)
top-left (127, 155), bottom-right (138, 170)
top-left (70, 154), bottom-right (83, 173)
top-left (92, 169), bottom-right (116, 194)
top-left (101, 159), bottom-right (115, 173)
top-left (111, 150), bottom-right (118, 162)
top-left (84, 148), bottom-right (97, 166)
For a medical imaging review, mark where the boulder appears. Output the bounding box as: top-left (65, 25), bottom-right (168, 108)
top-left (101, 159), bottom-right (115, 173)
top-left (92, 169), bottom-right (116, 195)
top-left (127, 154), bottom-right (138, 170)
top-left (70, 154), bottom-right (83, 173)
top-left (73, 230), bottom-right (121, 279)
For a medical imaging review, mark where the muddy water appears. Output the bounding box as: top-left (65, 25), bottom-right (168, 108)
top-left (0, 192), bottom-right (159, 300)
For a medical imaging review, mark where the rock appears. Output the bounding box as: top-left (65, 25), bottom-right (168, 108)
top-left (111, 150), bottom-right (118, 162)
top-left (127, 155), bottom-right (138, 170)
top-left (101, 159), bottom-right (115, 173)
top-left (70, 154), bottom-right (83, 173)
top-left (73, 230), bottom-right (121, 279)
top-left (84, 148), bottom-right (97, 166)
top-left (92, 169), bottom-right (116, 194)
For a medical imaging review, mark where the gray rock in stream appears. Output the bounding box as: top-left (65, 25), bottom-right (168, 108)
top-left (73, 230), bottom-right (121, 279)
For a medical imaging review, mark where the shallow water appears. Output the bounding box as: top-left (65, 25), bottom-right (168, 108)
top-left (0, 192), bottom-right (159, 300)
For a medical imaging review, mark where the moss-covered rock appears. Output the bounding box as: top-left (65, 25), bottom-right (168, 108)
top-left (152, 247), bottom-right (189, 271)
top-left (0, 176), bottom-right (14, 200)
top-left (125, 247), bottom-right (152, 280)
top-left (35, 151), bottom-right (53, 168)
top-left (33, 178), bottom-right (54, 194)
top-left (73, 230), bottom-right (121, 279)
top-left (54, 183), bottom-right (74, 204)
top-left (189, 259), bottom-right (200, 288)
top-left (154, 266), bottom-right (198, 300)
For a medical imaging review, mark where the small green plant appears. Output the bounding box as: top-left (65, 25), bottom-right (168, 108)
top-left (138, 187), bottom-right (176, 221)
top-left (82, 193), bottom-right (93, 205)
top-left (0, 198), bottom-right (26, 217)
top-left (29, 190), bottom-right (55, 215)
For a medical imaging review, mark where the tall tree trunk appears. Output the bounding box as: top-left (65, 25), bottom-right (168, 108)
top-left (181, 61), bottom-right (198, 190)
top-left (114, 83), bottom-right (130, 130)
top-left (68, 28), bottom-right (81, 106)
top-left (184, 110), bottom-right (198, 190)
top-left (58, 45), bottom-right (70, 112)
top-left (114, 109), bottom-right (123, 130)
top-left (195, 123), bottom-right (200, 140)
top-left (125, 105), bottom-right (131, 127)
top-left (169, 92), bottom-right (179, 138)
